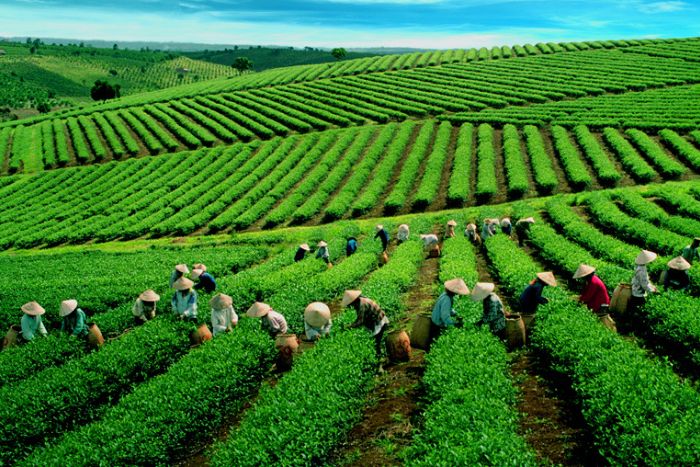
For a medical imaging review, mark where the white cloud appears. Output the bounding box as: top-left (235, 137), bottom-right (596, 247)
top-left (639, 1), bottom-right (688, 13)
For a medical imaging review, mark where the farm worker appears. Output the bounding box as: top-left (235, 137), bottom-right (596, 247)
top-left (630, 250), bottom-right (658, 314)
top-left (465, 223), bottom-right (481, 245)
top-left (420, 234), bottom-right (440, 257)
top-left (397, 224), bottom-right (410, 243)
top-left (210, 293), bottom-right (237, 336)
top-left (303, 302), bottom-right (332, 341)
top-left (574, 264), bottom-right (610, 313)
top-left (430, 278), bottom-right (469, 342)
top-left (343, 290), bottom-right (389, 356)
top-left (501, 218), bottom-right (512, 236)
top-left (681, 238), bottom-right (700, 264)
top-left (193, 263), bottom-right (207, 272)
top-left (133, 289), bottom-right (160, 325)
top-left (192, 268), bottom-right (217, 294)
top-left (20, 301), bottom-right (47, 342)
top-left (519, 272), bottom-right (557, 315)
top-left (515, 217), bottom-right (535, 246)
top-left (346, 237), bottom-right (358, 256)
top-left (472, 283), bottom-right (506, 339)
top-left (294, 243), bottom-right (310, 262)
top-left (247, 302), bottom-right (288, 338)
top-left (169, 264), bottom-right (189, 287)
top-left (171, 277), bottom-right (198, 321)
top-left (489, 218), bottom-right (499, 236)
top-left (445, 220), bottom-right (457, 239)
top-left (481, 219), bottom-right (495, 239)
top-left (663, 256), bottom-right (691, 291)
top-left (316, 240), bottom-right (331, 265)
top-left (375, 224), bottom-right (390, 252)
top-left (59, 299), bottom-right (88, 338)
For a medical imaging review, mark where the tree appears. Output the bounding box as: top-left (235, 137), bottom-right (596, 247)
top-left (331, 47), bottom-right (347, 60)
top-left (113, 43), bottom-right (118, 50)
top-left (231, 57), bottom-right (253, 73)
top-left (90, 80), bottom-right (121, 102)
top-left (36, 102), bottom-right (51, 113)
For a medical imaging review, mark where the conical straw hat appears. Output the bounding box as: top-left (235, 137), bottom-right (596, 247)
top-left (210, 293), bottom-right (233, 310)
top-left (573, 264), bottom-right (596, 279)
top-left (376, 224), bottom-right (384, 232)
top-left (193, 263), bottom-right (207, 272)
top-left (536, 272), bottom-right (557, 287)
top-left (635, 250), bottom-right (657, 265)
top-left (318, 241), bottom-right (328, 247)
top-left (444, 278), bottom-right (469, 295)
top-left (304, 302), bottom-right (331, 328)
top-left (247, 302), bottom-right (272, 318)
top-left (501, 217), bottom-right (511, 226)
top-left (21, 301), bottom-right (45, 316)
top-left (192, 269), bottom-right (204, 280)
top-left (299, 243), bottom-right (310, 251)
top-left (172, 277), bottom-right (194, 291)
top-left (466, 223), bottom-right (476, 231)
top-left (446, 220), bottom-right (457, 227)
top-left (668, 256), bottom-right (691, 271)
top-left (342, 290), bottom-right (362, 307)
top-left (517, 217), bottom-right (535, 224)
top-left (398, 224), bottom-right (409, 232)
top-left (139, 290), bottom-right (160, 302)
top-left (490, 218), bottom-right (500, 224)
top-left (60, 299), bottom-right (78, 317)
top-left (471, 282), bottom-right (495, 301)
top-left (175, 264), bottom-right (189, 274)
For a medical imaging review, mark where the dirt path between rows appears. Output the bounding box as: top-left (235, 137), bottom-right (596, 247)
top-left (327, 254), bottom-right (439, 466)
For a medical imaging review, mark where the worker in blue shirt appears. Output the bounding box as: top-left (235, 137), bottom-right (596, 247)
top-left (192, 268), bottom-right (217, 293)
top-left (430, 278), bottom-right (469, 344)
top-left (375, 224), bottom-right (389, 252)
top-left (346, 237), bottom-right (358, 256)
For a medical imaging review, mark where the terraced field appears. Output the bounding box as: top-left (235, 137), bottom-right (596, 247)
top-left (2, 35), bottom-right (700, 466)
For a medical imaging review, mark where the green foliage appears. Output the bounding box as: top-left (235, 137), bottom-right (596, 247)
top-left (90, 79), bottom-right (121, 101)
top-left (475, 123), bottom-right (497, 201)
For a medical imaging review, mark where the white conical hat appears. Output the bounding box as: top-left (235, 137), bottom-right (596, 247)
top-left (60, 299), bottom-right (78, 317)
top-left (139, 290), bottom-right (160, 302)
top-left (342, 290), bottom-right (362, 307)
top-left (172, 277), bottom-right (194, 291)
top-left (471, 282), bottom-right (495, 301)
top-left (466, 223), bottom-right (476, 231)
top-left (501, 218), bottom-right (511, 226)
top-left (398, 224), bottom-right (409, 232)
top-left (446, 220), bottom-right (457, 227)
top-left (299, 243), bottom-right (310, 251)
top-left (536, 272), bottom-right (557, 287)
top-left (376, 224), bottom-right (384, 232)
top-left (193, 263), bottom-right (207, 272)
top-left (21, 301), bottom-right (45, 316)
top-left (573, 264), bottom-right (596, 279)
top-left (318, 241), bottom-right (328, 247)
top-left (636, 250), bottom-right (657, 265)
top-left (175, 264), bottom-right (189, 274)
top-left (444, 278), bottom-right (469, 295)
top-left (210, 293), bottom-right (233, 310)
top-left (247, 302), bottom-right (271, 318)
top-left (304, 302), bottom-right (331, 328)
top-left (517, 217), bottom-right (535, 224)
top-left (668, 256), bottom-right (691, 271)
top-left (192, 269), bottom-right (204, 280)
top-left (490, 218), bottom-right (500, 224)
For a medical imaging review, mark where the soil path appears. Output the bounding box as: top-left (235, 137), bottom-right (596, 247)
top-left (475, 237), bottom-right (602, 466)
top-left (327, 254), bottom-right (439, 466)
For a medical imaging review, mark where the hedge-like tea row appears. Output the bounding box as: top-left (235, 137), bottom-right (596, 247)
top-left (502, 124), bottom-right (530, 197)
top-left (523, 124), bottom-right (558, 194)
top-left (446, 123), bottom-right (473, 205)
top-left (644, 292), bottom-right (700, 367)
top-left (659, 129), bottom-right (700, 171)
top-left (0, 318), bottom-right (192, 464)
top-left (625, 128), bottom-right (685, 178)
top-left (573, 125), bottom-right (620, 185)
top-left (77, 115), bottom-right (107, 161)
top-left (21, 323), bottom-right (276, 466)
top-left (484, 234), bottom-right (700, 466)
top-left (602, 127), bottom-right (656, 182)
top-left (413, 121), bottom-right (452, 208)
top-left (652, 186), bottom-right (700, 220)
top-left (614, 190), bottom-right (700, 239)
top-left (475, 123), bottom-right (497, 201)
top-left (551, 125), bottom-right (592, 189)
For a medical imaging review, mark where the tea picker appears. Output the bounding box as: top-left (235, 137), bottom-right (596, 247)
top-left (303, 302), bottom-right (332, 341)
top-left (375, 224), bottom-right (389, 252)
top-left (171, 277), bottom-right (198, 322)
top-left (397, 224), bottom-right (410, 243)
top-left (247, 302), bottom-right (288, 338)
top-left (192, 268), bottom-right (217, 294)
top-left (59, 299), bottom-right (89, 338)
top-left (294, 243), bottom-right (310, 262)
top-left (472, 283), bottom-right (506, 340)
top-left (133, 289), bottom-right (160, 325)
top-left (210, 293), bottom-right (237, 337)
top-left (662, 256), bottom-right (691, 291)
top-left (515, 217), bottom-right (535, 246)
top-left (630, 250), bottom-right (658, 315)
top-left (574, 264), bottom-right (610, 313)
top-left (20, 301), bottom-right (48, 343)
top-left (316, 240), bottom-right (332, 267)
top-left (169, 263), bottom-right (189, 287)
top-left (681, 237), bottom-right (700, 264)
top-left (430, 278), bottom-right (469, 344)
top-left (519, 272), bottom-right (557, 315)
top-left (343, 290), bottom-right (389, 358)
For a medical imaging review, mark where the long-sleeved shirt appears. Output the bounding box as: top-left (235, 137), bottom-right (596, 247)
top-left (421, 234), bottom-right (438, 247)
top-left (482, 223), bottom-right (493, 239)
top-left (211, 306), bottom-right (238, 337)
top-left (294, 248), bottom-right (307, 262)
top-left (60, 308), bottom-right (89, 338)
top-left (194, 272), bottom-right (217, 293)
top-left (316, 246), bottom-right (330, 261)
top-left (375, 229), bottom-right (389, 251)
top-left (397, 226), bottom-right (409, 242)
top-left (21, 314), bottom-right (47, 341)
top-left (664, 269), bottom-right (690, 291)
top-left (169, 270), bottom-right (183, 287)
top-left (304, 320), bottom-right (332, 340)
top-left (681, 245), bottom-right (700, 264)
top-left (632, 265), bottom-right (655, 298)
top-left (431, 292), bottom-right (456, 327)
top-left (579, 274), bottom-right (610, 312)
top-left (352, 297), bottom-right (389, 336)
top-left (171, 290), bottom-right (198, 319)
top-left (480, 294), bottom-right (505, 333)
top-left (133, 299), bottom-right (157, 320)
top-left (261, 310), bottom-right (287, 337)
top-left (501, 223), bottom-right (512, 235)
top-left (346, 238), bottom-right (358, 256)
top-left (519, 281), bottom-right (548, 314)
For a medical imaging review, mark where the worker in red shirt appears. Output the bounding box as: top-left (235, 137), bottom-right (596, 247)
top-left (574, 264), bottom-right (610, 313)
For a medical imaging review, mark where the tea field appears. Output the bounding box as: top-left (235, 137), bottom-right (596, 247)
top-left (1, 35), bottom-right (700, 466)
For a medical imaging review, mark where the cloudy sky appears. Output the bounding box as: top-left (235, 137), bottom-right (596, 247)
top-left (0, 0), bottom-right (697, 49)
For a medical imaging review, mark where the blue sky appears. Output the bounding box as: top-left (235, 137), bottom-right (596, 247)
top-left (0, 0), bottom-right (698, 49)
